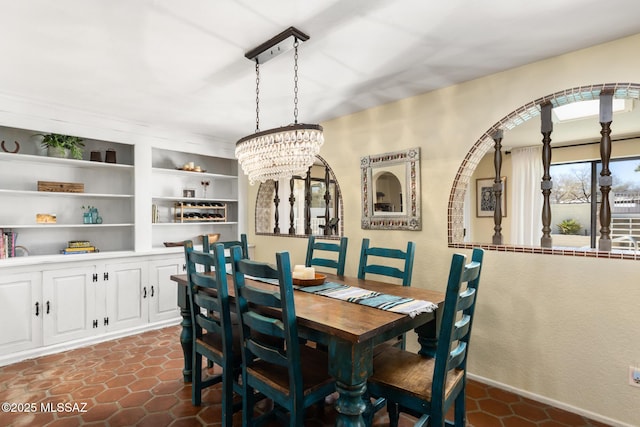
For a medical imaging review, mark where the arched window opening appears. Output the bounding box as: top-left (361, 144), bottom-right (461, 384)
top-left (255, 156), bottom-right (344, 238)
top-left (449, 83), bottom-right (640, 260)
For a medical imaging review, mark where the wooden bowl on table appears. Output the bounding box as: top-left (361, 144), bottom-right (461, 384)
top-left (292, 273), bottom-right (326, 287)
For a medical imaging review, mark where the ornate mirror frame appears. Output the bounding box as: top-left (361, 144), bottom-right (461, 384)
top-left (361, 147), bottom-right (421, 230)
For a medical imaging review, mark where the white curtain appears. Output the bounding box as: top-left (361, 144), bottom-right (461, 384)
top-left (510, 146), bottom-right (543, 246)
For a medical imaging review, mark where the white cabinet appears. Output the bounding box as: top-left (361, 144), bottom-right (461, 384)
top-left (148, 256), bottom-right (184, 323)
top-left (0, 253), bottom-right (184, 364)
top-left (42, 266), bottom-right (96, 346)
top-left (104, 260), bottom-right (148, 331)
top-left (0, 272), bottom-right (42, 355)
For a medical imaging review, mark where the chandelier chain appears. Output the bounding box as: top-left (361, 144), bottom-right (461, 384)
top-left (293, 40), bottom-right (299, 124)
top-left (255, 61), bottom-right (260, 132)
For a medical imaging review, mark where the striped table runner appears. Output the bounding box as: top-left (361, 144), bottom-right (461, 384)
top-left (297, 281), bottom-right (437, 318)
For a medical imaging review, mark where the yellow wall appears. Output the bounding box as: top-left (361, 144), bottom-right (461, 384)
top-left (247, 33), bottom-right (640, 425)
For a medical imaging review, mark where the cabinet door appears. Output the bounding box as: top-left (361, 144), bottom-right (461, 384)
top-left (104, 261), bottom-right (148, 331)
top-left (147, 257), bottom-right (183, 323)
top-left (42, 267), bottom-right (96, 346)
top-left (0, 272), bottom-right (42, 356)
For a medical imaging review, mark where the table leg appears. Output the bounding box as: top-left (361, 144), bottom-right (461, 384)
top-left (177, 283), bottom-right (193, 383)
top-left (335, 381), bottom-right (367, 426)
top-left (329, 340), bottom-right (372, 427)
top-left (415, 312), bottom-right (441, 357)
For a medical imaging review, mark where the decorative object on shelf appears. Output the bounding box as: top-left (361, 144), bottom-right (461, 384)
top-left (1, 140), bottom-right (20, 153)
top-left (200, 180), bottom-right (210, 198)
top-left (183, 189), bottom-right (195, 198)
top-left (163, 241), bottom-right (185, 247)
top-left (198, 233), bottom-right (220, 244)
top-left (174, 201), bottom-right (227, 223)
top-left (36, 133), bottom-right (84, 159)
top-left (90, 151), bottom-right (102, 162)
top-left (105, 149), bottom-right (117, 163)
top-left (81, 205), bottom-right (102, 224)
top-left (61, 240), bottom-right (97, 254)
top-left (177, 163), bottom-right (206, 172)
top-left (37, 180), bottom-right (84, 193)
top-left (235, 26), bottom-right (323, 185)
top-left (14, 245), bottom-right (29, 257)
top-left (36, 213), bottom-right (57, 224)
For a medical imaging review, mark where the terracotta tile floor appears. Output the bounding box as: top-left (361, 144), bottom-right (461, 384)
top-left (0, 326), bottom-right (610, 427)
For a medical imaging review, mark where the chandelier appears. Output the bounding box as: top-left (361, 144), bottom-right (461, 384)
top-left (235, 27), bottom-right (324, 185)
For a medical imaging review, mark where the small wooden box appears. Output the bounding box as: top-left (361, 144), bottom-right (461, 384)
top-left (37, 181), bottom-right (84, 193)
top-left (36, 213), bottom-right (57, 223)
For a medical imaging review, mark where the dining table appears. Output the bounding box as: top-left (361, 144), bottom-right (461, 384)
top-left (170, 270), bottom-right (445, 427)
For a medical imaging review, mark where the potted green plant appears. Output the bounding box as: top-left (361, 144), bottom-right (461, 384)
top-left (37, 133), bottom-right (85, 159)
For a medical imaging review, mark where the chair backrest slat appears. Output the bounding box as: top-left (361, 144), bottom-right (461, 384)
top-left (357, 238), bottom-right (416, 286)
top-left (204, 233), bottom-right (250, 265)
top-left (305, 236), bottom-right (348, 276)
top-left (432, 248), bottom-right (484, 401)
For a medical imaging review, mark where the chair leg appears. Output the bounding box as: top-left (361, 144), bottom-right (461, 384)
top-left (387, 401), bottom-right (399, 427)
top-left (221, 368), bottom-right (234, 427)
top-left (243, 380), bottom-right (255, 427)
top-left (454, 388), bottom-right (466, 427)
top-left (192, 351), bottom-right (202, 406)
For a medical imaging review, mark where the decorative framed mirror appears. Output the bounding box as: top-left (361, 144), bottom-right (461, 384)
top-left (361, 147), bottom-right (421, 230)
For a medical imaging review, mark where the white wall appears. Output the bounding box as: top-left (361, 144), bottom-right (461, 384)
top-left (248, 33), bottom-right (640, 426)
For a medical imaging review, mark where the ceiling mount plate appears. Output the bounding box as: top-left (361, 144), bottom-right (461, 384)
top-left (245, 26), bottom-right (310, 64)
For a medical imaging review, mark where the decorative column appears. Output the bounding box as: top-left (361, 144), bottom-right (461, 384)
top-left (288, 177), bottom-right (296, 234)
top-left (305, 169), bottom-right (312, 235)
top-left (540, 103), bottom-right (553, 248)
top-left (492, 130), bottom-right (504, 245)
top-left (598, 91), bottom-right (613, 251)
top-left (323, 168), bottom-right (331, 235)
top-left (273, 180), bottom-right (280, 234)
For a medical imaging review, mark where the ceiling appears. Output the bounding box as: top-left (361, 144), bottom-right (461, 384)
top-left (1, 0), bottom-right (640, 146)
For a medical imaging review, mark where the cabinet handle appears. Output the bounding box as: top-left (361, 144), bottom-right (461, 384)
top-left (35, 302), bottom-right (39, 316)
top-left (104, 272), bottom-right (109, 281)
top-left (151, 286), bottom-right (154, 297)
top-left (46, 301), bottom-right (50, 314)
top-left (143, 287), bottom-right (147, 298)
top-left (182, 264), bottom-right (186, 271)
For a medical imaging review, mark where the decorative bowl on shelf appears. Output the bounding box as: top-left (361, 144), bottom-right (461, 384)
top-left (163, 241), bottom-right (185, 247)
top-left (292, 273), bottom-right (326, 287)
top-left (198, 233), bottom-right (220, 244)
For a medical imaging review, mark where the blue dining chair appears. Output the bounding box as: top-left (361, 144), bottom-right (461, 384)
top-left (358, 238), bottom-right (416, 351)
top-left (203, 233), bottom-right (249, 262)
top-left (357, 238), bottom-right (415, 287)
top-left (366, 248), bottom-right (485, 427)
top-left (183, 241), bottom-right (241, 426)
top-left (230, 246), bottom-right (336, 426)
top-left (305, 235), bottom-right (348, 276)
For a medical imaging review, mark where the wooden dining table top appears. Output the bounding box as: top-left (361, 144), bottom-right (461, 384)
top-left (170, 271), bottom-right (445, 345)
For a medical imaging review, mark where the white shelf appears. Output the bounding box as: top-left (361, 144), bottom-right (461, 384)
top-left (0, 152), bottom-right (134, 169)
top-left (152, 222), bottom-right (237, 227)
top-left (152, 195), bottom-right (237, 203)
top-left (152, 167), bottom-right (237, 180)
top-left (1, 223), bottom-right (134, 229)
top-left (0, 189), bottom-right (134, 198)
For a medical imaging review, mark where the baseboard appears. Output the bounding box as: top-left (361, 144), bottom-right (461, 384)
top-left (0, 317), bottom-right (181, 367)
top-left (468, 373), bottom-right (630, 427)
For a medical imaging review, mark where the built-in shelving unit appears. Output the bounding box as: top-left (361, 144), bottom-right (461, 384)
top-left (151, 147), bottom-right (239, 248)
top-left (0, 127), bottom-right (135, 257)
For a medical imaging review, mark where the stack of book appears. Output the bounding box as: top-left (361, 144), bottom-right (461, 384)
top-left (61, 240), bottom-right (98, 255)
top-left (0, 230), bottom-right (18, 258)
